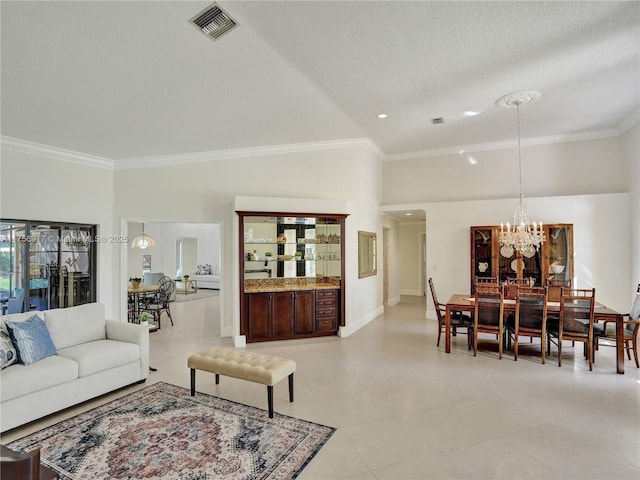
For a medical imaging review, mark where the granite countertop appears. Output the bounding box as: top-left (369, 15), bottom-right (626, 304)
top-left (244, 277), bottom-right (340, 293)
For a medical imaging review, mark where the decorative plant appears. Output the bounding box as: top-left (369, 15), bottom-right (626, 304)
top-left (264, 252), bottom-right (273, 257)
top-left (183, 274), bottom-right (190, 280)
top-left (139, 312), bottom-right (150, 324)
top-left (295, 251), bottom-right (302, 258)
top-left (129, 277), bottom-right (141, 283)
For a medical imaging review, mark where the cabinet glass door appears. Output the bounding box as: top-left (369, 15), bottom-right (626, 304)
top-left (547, 225), bottom-right (572, 283)
top-left (471, 228), bottom-right (494, 291)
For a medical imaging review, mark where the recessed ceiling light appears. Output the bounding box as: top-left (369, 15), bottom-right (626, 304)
top-left (377, 113), bottom-right (388, 119)
top-left (468, 156), bottom-right (478, 165)
top-left (458, 149), bottom-right (465, 155)
top-left (405, 212), bottom-right (412, 216)
top-left (463, 111), bottom-right (480, 117)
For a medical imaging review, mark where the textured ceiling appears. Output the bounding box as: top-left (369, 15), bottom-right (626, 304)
top-left (1, 1), bottom-right (638, 161)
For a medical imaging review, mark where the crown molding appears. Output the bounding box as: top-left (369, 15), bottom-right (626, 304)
top-left (115, 137), bottom-right (385, 170)
top-left (0, 136), bottom-right (114, 169)
top-left (617, 109), bottom-right (640, 135)
top-left (383, 129), bottom-right (621, 161)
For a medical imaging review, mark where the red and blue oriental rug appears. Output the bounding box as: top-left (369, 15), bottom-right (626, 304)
top-left (7, 382), bottom-right (335, 479)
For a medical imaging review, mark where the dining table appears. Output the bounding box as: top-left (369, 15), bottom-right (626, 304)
top-left (444, 293), bottom-right (626, 374)
top-left (127, 284), bottom-right (160, 321)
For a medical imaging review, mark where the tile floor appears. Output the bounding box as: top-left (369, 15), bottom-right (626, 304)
top-left (2, 295), bottom-right (639, 479)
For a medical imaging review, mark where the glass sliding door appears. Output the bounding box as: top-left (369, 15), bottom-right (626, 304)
top-left (0, 222), bottom-right (27, 314)
top-left (60, 227), bottom-right (93, 307)
top-left (0, 219), bottom-right (97, 313)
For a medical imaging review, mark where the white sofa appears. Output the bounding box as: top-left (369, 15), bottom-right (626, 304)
top-left (0, 303), bottom-right (149, 432)
top-left (189, 263), bottom-right (220, 290)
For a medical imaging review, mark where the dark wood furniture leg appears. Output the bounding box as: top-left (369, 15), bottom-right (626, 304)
top-left (288, 373), bottom-right (294, 402)
top-left (267, 385), bottom-right (274, 418)
top-left (616, 313), bottom-right (624, 374)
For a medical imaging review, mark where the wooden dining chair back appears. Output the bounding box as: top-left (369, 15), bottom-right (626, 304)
top-left (473, 283), bottom-right (504, 359)
top-left (548, 288), bottom-right (596, 370)
top-left (595, 286), bottom-right (640, 368)
top-left (509, 286), bottom-right (548, 363)
top-left (428, 277), bottom-right (472, 349)
top-left (545, 278), bottom-right (571, 303)
top-left (505, 278), bottom-right (532, 300)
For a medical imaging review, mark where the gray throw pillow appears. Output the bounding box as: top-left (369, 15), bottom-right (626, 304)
top-left (5, 315), bottom-right (57, 365)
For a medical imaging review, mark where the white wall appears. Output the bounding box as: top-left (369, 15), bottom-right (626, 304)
top-left (0, 148), bottom-right (118, 317)
top-left (113, 145), bottom-right (383, 342)
top-left (383, 136), bottom-right (625, 204)
top-left (127, 222), bottom-right (220, 280)
top-left (620, 122), bottom-right (639, 289)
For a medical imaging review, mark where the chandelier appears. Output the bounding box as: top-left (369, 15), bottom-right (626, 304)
top-left (131, 223), bottom-right (156, 249)
top-left (496, 91), bottom-right (545, 257)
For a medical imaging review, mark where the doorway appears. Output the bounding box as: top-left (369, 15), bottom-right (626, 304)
top-left (123, 220), bottom-right (222, 334)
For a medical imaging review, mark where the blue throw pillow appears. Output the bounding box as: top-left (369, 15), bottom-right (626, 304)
top-left (5, 315), bottom-right (57, 365)
top-left (0, 329), bottom-right (18, 369)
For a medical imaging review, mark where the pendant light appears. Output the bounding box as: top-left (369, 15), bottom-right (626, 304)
top-left (131, 223), bottom-right (156, 249)
top-left (496, 91), bottom-right (546, 256)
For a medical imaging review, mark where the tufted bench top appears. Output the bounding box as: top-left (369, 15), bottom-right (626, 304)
top-left (187, 347), bottom-right (296, 386)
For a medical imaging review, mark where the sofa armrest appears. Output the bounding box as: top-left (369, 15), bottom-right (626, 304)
top-left (105, 320), bottom-right (149, 378)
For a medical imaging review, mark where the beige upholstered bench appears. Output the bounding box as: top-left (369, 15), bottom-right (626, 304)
top-left (188, 347), bottom-right (296, 418)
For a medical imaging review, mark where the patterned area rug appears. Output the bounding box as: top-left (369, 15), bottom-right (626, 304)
top-left (8, 382), bottom-right (335, 480)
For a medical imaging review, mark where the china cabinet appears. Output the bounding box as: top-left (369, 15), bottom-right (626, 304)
top-left (238, 212), bottom-right (347, 342)
top-left (470, 224), bottom-right (573, 293)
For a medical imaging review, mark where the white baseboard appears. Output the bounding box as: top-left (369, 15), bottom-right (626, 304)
top-left (386, 295), bottom-right (401, 306)
top-left (399, 289), bottom-right (423, 296)
top-left (339, 306), bottom-right (384, 337)
top-left (233, 335), bottom-right (246, 348)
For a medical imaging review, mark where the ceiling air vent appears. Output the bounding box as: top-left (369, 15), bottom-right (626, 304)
top-left (431, 117), bottom-right (445, 125)
top-left (190, 3), bottom-right (237, 41)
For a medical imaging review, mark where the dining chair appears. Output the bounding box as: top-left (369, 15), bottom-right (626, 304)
top-left (428, 277), bottom-right (473, 350)
top-left (141, 276), bottom-right (175, 329)
top-left (504, 278), bottom-right (532, 300)
top-left (547, 288), bottom-right (596, 370)
top-left (507, 286), bottom-right (548, 363)
top-left (545, 278), bottom-right (572, 303)
top-left (593, 284), bottom-right (640, 368)
top-left (6, 293), bottom-right (24, 314)
top-left (473, 283), bottom-right (504, 359)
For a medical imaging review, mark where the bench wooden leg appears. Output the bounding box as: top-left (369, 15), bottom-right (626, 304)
top-left (190, 368), bottom-right (195, 396)
top-left (215, 373), bottom-right (220, 385)
top-left (288, 373), bottom-right (294, 402)
top-left (267, 385), bottom-right (274, 418)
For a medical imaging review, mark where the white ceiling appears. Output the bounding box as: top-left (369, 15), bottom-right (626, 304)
top-left (1, 1), bottom-right (638, 162)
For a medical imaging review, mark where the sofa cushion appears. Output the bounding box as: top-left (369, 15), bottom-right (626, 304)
top-left (57, 339), bottom-right (140, 377)
top-left (0, 311), bottom-right (45, 332)
top-left (0, 355), bottom-right (79, 402)
top-left (5, 315), bottom-right (58, 365)
top-left (45, 303), bottom-right (106, 349)
top-left (0, 330), bottom-right (18, 369)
